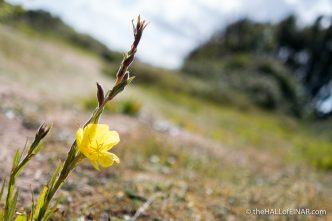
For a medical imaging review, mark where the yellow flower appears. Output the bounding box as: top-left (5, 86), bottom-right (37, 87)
top-left (76, 124), bottom-right (120, 170)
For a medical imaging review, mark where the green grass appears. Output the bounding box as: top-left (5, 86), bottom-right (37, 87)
top-left (80, 95), bottom-right (142, 116)
top-left (118, 132), bottom-right (234, 180)
top-left (134, 84), bottom-right (332, 170)
top-left (1, 4), bottom-right (122, 63)
top-left (102, 58), bottom-right (332, 170)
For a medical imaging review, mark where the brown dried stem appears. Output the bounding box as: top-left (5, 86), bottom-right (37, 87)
top-left (114, 15), bottom-right (148, 86)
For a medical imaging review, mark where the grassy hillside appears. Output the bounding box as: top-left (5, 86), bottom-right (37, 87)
top-left (0, 4), bottom-right (332, 220)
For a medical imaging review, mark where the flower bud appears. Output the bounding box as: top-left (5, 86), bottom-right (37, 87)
top-left (35, 123), bottom-right (51, 140)
top-left (96, 82), bottom-right (105, 107)
top-left (122, 71), bottom-right (130, 83)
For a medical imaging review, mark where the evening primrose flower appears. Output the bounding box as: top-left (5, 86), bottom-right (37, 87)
top-left (76, 124), bottom-right (120, 170)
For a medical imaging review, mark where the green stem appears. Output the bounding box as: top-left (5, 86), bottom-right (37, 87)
top-left (3, 171), bottom-right (15, 220)
top-left (4, 139), bottom-right (39, 219)
top-left (35, 146), bottom-right (82, 221)
top-left (35, 109), bottom-right (101, 220)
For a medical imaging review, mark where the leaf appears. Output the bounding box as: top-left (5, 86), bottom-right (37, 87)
top-left (32, 143), bottom-right (44, 155)
top-left (43, 194), bottom-right (63, 221)
top-left (48, 161), bottom-right (62, 190)
top-left (13, 149), bottom-right (20, 169)
top-left (14, 213), bottom-right (27, 221)
top-left (7, 189), bottom-right (19, 221)
top-left (16, 144), bottom-right (44, 177)
top-left (34, 186), bottom-right (48, 219)
top-left (29, 187), bottom-right (35, 221)
top-left (0, 209), bottom-right (4, 221)
top-left (0, 178), bottom-right (6, 202)
top-left (7, 183), bottom-right (15, 207)
top-left (108, 76), bottom-right (135, 100)
top-left (27, 139), bottom-right (40, 155)
top-left (15, 163), bottom-right (28, 177)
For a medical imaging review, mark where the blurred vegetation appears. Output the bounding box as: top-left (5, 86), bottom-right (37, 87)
top-left (3, 1), bottom-right (332, 118)
top-left (103, 62), bottom-right (218, 103)
top-left (81, 96), bottom-right (142, 116)
top-left (183, 55), bottom-right (305, 115)
top-left (1, 1), bottom-right (332, 170)
top-left (103, 61), bottom-right (264, 113)
top-left (136, 83), bottom-right (332, 170)
top-left (183, 16), bottom-right (332, 117)
top-left (0, 1), bottom-right (122, 62)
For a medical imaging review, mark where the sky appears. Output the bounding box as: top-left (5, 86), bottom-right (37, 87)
top-left (7, 0), bottom-right (332, 69)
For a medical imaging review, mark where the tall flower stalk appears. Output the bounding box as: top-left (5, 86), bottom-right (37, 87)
top-left (1, 124), bottom-right (51, 221)
top-left (0, 16), bottom-right (147, 221)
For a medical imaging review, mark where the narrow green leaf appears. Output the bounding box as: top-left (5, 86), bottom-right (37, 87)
top-left (53, 194), bottom-right (63, 210)
top-left (4, 176), bottom-right (16, 220)
top-left (13, 149), bottom-right (20, 169)
top-left (27, 138), bottom-right (41, 155)
top-left (19, 139), bottom-right (29, 163)
top-left (7, 183), bottom-right (15, 205)
top-left (34, 186), bottom-right (48, 219)
top-left (0, 178), bottom-right (6, 202)
top-left (43, 194), bottom-right (63, 221)
top-left (15, 163), bottom-right (28, 177)
top-left (32, 143), bottom-right (44, 155)
top-left (109, 76), bottom-right (135, 100)
top-left (7, 189), bottom-right (19, 221)
top-left (0, 209), bottom-right (4, 221)
top-left (29, 186), bottom-right (35, 221)
top-left (48, 161), bottom-right (62, 190)
top-left (14, 213), bottom-right (27, 221)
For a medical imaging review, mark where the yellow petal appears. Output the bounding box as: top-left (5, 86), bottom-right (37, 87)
top-left (98, 152), bottom-right (120, 167)
top-left (82, 124), bottom-right (100, 144)
top-left (82, 148), bottom-right (98, 161)
top-left (90, 160), bottom-right (100, 171)
top-left (101, 131), bottom-right (120, 151)
top-left (76, 128), bottom-right (84, 146)
top-left (91, 124), bottom-right (109, 142)
top-left (112, 153), bottom-right (120, 163)
top-left (83, 124), bottom-right (110, 146)
top-left (77, 123), bottom-right (121, 171)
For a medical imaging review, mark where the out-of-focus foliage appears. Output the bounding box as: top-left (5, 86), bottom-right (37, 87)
top-left (0, 2), bottom-right (122, 63)
top-left (183, 54), bottom-right (305, 116)
top-left (277, 16), bottom-right (332, 104)
top-left (81, 96), bottom-right (142, 116)
top-left (103, 62), bottom-right (223, 105)
top-left (183, 16), bottom-right (332, 117)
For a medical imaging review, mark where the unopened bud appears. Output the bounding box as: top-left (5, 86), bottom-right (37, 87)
top-left (36, 122), bottom-right (51, 140)
top-left (96, 82), bottom-right (105, 107)
top-left (122, 71), bottom-right (130, 82)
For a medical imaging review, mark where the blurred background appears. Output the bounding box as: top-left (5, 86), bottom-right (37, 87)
top-left (1, 0), bottom-right (332, 220)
